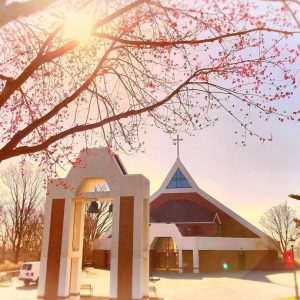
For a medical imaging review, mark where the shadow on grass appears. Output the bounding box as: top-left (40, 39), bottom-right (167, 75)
top-left (80, 297), bottom-right (163, 300)
top-left (152, 271), bottom-right (203, 280)
top-left (153, 270), bottom-right (277, 281)
top-left (16, 284), bottom-right (37, 290)
top-left (152, 270), bottom-right (296, 289)
top-left (237, 271), bottom-right (296, 289)
top-left (0, 283), bottom-right (12, 287)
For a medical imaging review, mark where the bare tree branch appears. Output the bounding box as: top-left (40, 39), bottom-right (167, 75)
top-left (0, 0), bottom-right (57, 28)
top-left (259, 201), bottom-right (298, 253)
top-left (1, 163), bottom-right (45, 262)
top-left (0, 0), bottom-right (298, 174)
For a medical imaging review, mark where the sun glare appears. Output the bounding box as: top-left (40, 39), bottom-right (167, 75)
top-left (63, 11), bottom-right (93, 42)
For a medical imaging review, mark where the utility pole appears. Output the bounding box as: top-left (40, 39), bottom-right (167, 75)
top-left (291, 243), bottom-right (300, 300)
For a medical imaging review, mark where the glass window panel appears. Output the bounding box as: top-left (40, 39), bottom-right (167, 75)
top-left (166, 168), bottom-right (192, 189)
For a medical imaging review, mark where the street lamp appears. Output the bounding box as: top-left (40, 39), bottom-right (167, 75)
top-left (290, 238), bottom-right (299, 300)
top-left (289, 193), bottom-right (300, 299)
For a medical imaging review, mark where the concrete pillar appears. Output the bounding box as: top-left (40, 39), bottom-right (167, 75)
top-left (56, 199), bottom-right (73, 299)
top-left (178, 250), bottom-right (183, 273)
top-left (141, 198), bottom-right (150, 297)
top-left (132, 195), bottom-right (149, 299)
top-left (110, 195), bottom-right (120, 299)
top-left (38, 198), bottom-right (66, 300)
top-left (111, 192), bottom-right (149, 300)
top-left (69, 201), bottom-right (85, 300)
top-left (42, 199), bottom-right (84, 300)
top-left (69, 257), bottom-right (80, 300)
top-left (193, 249), bottom-right (199, 273)
top-left (116, 196), bottom-right (134, 300)
top-left (37, 197), bottom-right (53, 299)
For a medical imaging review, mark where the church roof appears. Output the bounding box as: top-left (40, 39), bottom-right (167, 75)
top-left (151, 199), bottom-right (216, 223)
top-left (150, 156), bottom-right (274, 242)
top-left (151, 157), bottom-right (199, 200)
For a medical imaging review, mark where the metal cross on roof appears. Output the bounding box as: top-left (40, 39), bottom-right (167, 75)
top-left (173, 134), bottom-right (183, 159)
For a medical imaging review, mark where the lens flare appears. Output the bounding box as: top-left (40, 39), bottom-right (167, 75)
top-left (63, 11), bottom-right (93, 42)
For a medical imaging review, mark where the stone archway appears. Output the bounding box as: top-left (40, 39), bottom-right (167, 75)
top-left (37, 148), bottom-right (150, 300)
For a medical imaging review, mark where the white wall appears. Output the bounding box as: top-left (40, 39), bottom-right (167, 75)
top-left (95, 223), bottom-right (275, 252)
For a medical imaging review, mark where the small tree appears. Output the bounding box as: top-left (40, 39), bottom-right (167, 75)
top-left (1, 162), bottom-right (45, 263)
top-left (22, 208), bottom-right (44, 261)
top-left (83, 183), bottom-right (112, 264)
top-left (259, 201), bottom-right (298, 253)
top-left (0, 203), bottom-right (8, 263)
top-left (83, 202), bottom-right (112, 263)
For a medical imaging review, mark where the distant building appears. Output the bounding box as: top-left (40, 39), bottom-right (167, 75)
top-left (93, 154), bottom-right (280, 273)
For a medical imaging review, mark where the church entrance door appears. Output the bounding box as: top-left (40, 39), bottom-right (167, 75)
top-left (151, 237), bottom-right (179, 272)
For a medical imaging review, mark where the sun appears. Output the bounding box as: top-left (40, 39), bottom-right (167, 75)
top-left (63, 11), bottom-right (93, 42)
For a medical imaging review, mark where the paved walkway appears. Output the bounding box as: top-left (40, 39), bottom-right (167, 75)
top-left (0, 269), bottom-right (298, 300)
top-left (153, 271), bottom-right (296, 300)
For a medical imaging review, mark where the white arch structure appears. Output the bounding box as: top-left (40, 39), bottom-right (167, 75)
top-left (38, 148), bottom-right (150, 300)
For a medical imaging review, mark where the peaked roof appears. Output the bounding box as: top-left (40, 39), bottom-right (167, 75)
top-left (151, 199), bottom-right (216, 223)
top-left (151, 158), bottom-right (199, 200)
top-left (150, 157), bottom-right (277, 245)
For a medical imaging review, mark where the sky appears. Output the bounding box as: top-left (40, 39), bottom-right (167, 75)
top-left (1, 96), bottom-right (299, 233)
top-left (0, 0), bottom-right (299, 235)
top-left (117, 5), bottom-right (300, 232)
top-left (103, 1), bottom-right (300, 232)
top-left (119, 95), bottom-right (300, 230)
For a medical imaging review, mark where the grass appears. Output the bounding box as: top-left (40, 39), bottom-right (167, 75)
top-left (0, 260), bottom-right (21, 272)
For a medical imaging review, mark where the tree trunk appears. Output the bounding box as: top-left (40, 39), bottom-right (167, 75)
top-left (14, 247), bottom-right (20, 263)
top-left (0, 243), bottom-right (5, 263)
top-left (14, 239), bottom-right (21, 263)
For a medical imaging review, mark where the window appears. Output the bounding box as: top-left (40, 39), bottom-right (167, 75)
top-left (166, 169), bottom-right (192, 189)
top-left (154, 237), bottom-right (177, 251)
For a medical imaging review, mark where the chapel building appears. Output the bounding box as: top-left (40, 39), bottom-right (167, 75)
top-left (92, 146), bottom-right (279, 273)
